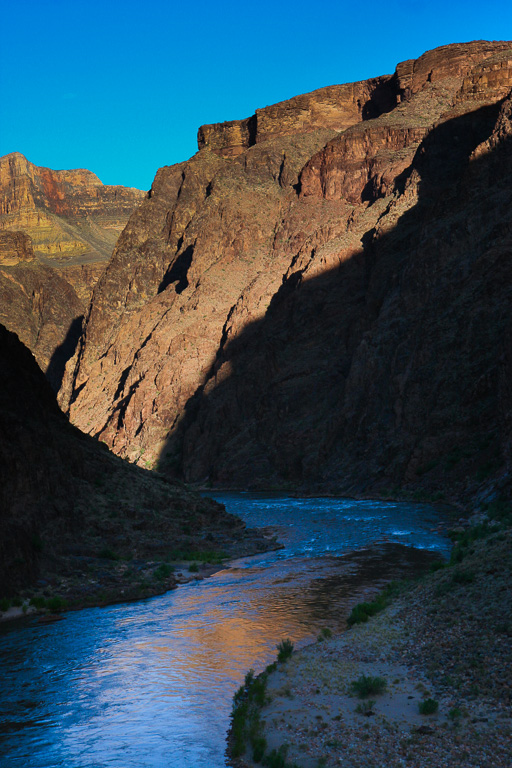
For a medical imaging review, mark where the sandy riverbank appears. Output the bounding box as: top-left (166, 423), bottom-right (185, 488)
top-left (229, 524), bottom-right (512, 768)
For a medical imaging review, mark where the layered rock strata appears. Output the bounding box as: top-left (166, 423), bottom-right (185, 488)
top-left (63, 41), bottom-right (512, 502)
top-left (0, 153), bottom-right (145, 262)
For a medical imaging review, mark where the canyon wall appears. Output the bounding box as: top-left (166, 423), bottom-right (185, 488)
top-left (62, 41), bottom-right (512, 502)
top-left (0, 153), bottom-right (145, 262)
top-left (0, 155), bottom-right (145, 387)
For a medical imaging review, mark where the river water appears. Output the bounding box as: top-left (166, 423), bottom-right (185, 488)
top-left (0, 493), bottom-right (451, 767)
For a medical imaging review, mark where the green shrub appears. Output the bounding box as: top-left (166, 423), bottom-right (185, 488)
top-left (11, 597), bottom-right (23, 607)
top-left (168, 548), bottom-right (227, 563)
top-left (252, 735), bottom-right (267, 762)
top-left (419, 698), bottom-right (439, 715)
top-left (0, 597), bottom-right (11, 612)
top-left (29, 596), bottom-right (46, 609)
top-left (347, 581), bottom-right (406, 626)
top-left (46, 596), bottom-right (67, 611)
top-left (317, 627), bottom-right (332, 641)
top-left (355, 698), bottom-right (376, 715)
top-left (263, 745), bottom-right (288, 768)
top-left (350, 675), bottom-right (387, 698)
top-left (188, 563), bottom-right (199, 573)
top-left (154, 563), bottom-right (174, 581)
top-left (277, 639), bottom-right (294, 663)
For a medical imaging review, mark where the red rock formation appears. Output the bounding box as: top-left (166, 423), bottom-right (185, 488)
top-left (198, 77), bottom-right (396, 156)
top-left (0, 155), bottom-right (145, 387)
top-left (63, 41), bottom-right (512, 503)
top-left (0, 152), bottom-right (145, 261)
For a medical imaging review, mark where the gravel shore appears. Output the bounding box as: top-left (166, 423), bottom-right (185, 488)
top-left (229, 524), bottom-right (512, 768)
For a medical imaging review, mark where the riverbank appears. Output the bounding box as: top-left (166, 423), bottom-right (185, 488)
top-left (0, 524), bottom-right (281, 624)
top-left (229, 515), bottom-right (512, 767)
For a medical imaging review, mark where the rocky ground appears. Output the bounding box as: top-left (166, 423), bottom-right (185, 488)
top-left (228, 511), bottom-right (512, 767)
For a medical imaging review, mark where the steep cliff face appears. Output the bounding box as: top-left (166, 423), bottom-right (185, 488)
top-left (197, 77), bottom-right (396, 156)
top-left (0, 155), bottom-right (144, 388)
top-left (63, 41), bottom-right (512, 502)
top-left (0, 153), bottom-right (145, 262)
top-left (0, 324), bottom-right (264, 598)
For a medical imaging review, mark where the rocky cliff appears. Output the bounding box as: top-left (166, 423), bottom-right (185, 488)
top-left (62, 41), bottom-right (512, 503)
top-left (0, 155), bottom-right (144, 389)
top-left (0, 153), bottom-right (145, 263)
top-left (0, 324), bottom-right (267, 600)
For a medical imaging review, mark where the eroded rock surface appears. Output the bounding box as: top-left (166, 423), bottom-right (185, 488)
top-left (0, 155), bottom-right (144, 387)
top-left (0, 152), bottom-right (145, 262)
top-left (63, 41), bottom-right (512, 501)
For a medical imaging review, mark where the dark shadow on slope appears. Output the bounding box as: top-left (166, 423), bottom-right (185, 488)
top-left (46, 314), bottom-right (84, 393)
top-left (158, 245), bottom-right (194, 294)
top-left (155, 104), bottom-right (512, 496)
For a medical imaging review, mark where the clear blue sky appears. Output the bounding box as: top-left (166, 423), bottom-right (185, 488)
top-left (1, 0), bottom-right (511, 190)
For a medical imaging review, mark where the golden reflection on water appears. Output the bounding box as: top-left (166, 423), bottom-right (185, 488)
top-left (0, 495), bottom-right (450, 768)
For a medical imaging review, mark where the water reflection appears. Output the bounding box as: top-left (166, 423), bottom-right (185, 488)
top-left (0, 494), bottom-right (450, 767)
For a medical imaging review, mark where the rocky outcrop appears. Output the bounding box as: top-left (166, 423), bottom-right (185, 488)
top-left (0, 152), bottom-right (145, 262)
top-left (63, 41), bottom-right (512, 503)
top-left (0, 324), bottom-right (266, 598)
top-left (198, 77), bottom-right (396, 156)
top-left (395, 40), bottom-right (512, 98)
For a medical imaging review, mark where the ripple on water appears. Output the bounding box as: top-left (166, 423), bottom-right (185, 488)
top-left (0, 493), bottom-right (451, 768)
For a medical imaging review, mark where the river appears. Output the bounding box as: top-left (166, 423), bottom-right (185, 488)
top-left (0, 493), bottom-right (451, 767)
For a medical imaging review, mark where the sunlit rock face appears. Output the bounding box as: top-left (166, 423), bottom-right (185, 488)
top-left (0, 155), bottom-right (145, 388)
top-left (63, 41), bottom-right (512, 501)
top-left (0, 152), bottom-right (145, 262)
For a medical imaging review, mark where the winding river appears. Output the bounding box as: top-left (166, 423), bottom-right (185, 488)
top-left (0, 493), bottom-right (451, 767)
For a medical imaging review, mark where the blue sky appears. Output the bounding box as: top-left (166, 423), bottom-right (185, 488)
top-left (1, 0), bottom-right (511, 189)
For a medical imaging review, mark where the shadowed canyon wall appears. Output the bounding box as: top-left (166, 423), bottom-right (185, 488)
top-left (61, 41), bottom-right (512, 502)
top-left (0, 324), bottom-right (258, 596)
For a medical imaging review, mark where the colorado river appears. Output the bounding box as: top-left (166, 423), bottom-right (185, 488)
top-left (0, 493), bottom-right (451, 767)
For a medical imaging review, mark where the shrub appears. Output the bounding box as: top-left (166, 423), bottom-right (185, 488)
top-left (350, 675), bottom-right (387, 698)
top-left (277, 639), bottom-right (294, 663)
top-left (355, 698), bottom-right (376, 715)
top-left (46, 596), bottom-right (67, 611)
top-left (419, 698), bottom-right (439, 715)
top-left (347, 581), bottom-right (405, 626)
top-left (29, 596), bottom-right (46, 609)
top-left (317, 627), bottom-right (332, 641)
top-left (263, 745), bottom-right (288, 768)
top-left (452, 569), bottom-right (474, 585)
top-left (11, 597), bottom-right (23, 607)
top-left (0, 597), bottom-right (10, 612)
top-left (252, 735), bottom-right (267, 762)
top-left (188, 563), bottom-right (199, 573)
top-left (168, 548), bottom-right (227, 563)
top-left (154, 563), bottom-right (174, 581)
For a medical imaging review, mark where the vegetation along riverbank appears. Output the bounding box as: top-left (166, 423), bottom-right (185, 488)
top-left (228, 502), bottom-right (512, 768)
